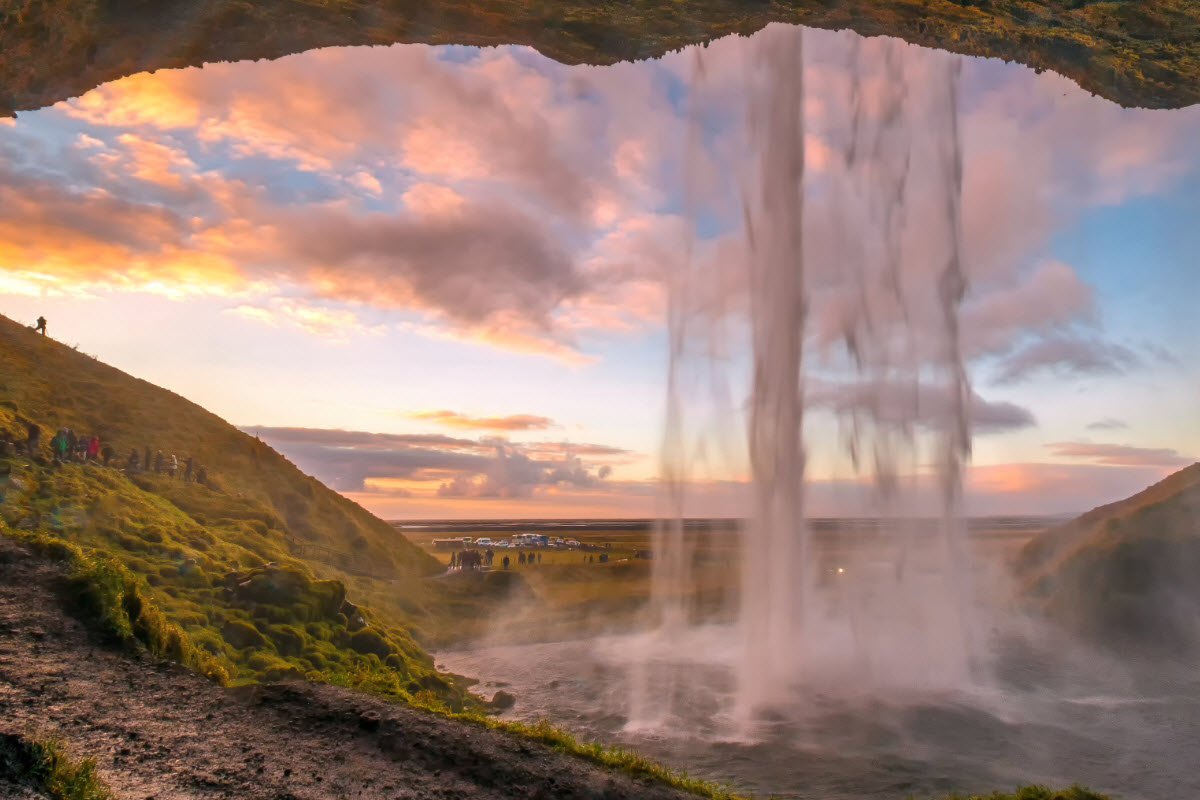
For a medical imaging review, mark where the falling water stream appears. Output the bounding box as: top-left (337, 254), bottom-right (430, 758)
top-left (641, 25), bottom-right (982, 723)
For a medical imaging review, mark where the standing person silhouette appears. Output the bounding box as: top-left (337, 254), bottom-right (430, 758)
top-left (34, 316), bottom-right (46, 335)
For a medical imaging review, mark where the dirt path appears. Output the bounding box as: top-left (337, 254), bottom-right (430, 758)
top-left (0, 536), bottom-right (699, 800)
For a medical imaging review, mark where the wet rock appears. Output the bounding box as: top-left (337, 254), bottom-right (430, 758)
top-left (491, 690), bottom-right (516, 710)
top-left (339, 600), bottom-right (366, 631)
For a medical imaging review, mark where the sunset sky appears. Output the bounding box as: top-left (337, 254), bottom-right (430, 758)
top-left (1, 25), bottom-right (1197, 519)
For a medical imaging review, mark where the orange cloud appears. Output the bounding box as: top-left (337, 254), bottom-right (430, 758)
top-left (409, 410), bottom-right (557, 431)
top-left (61, 70), bottom-right (204, 128)
top-left (396, 318), bottom-right (595, 365)
top-left (401, 182), bottom-right (465, 216)
top-left (225, 298), bottom-right (385, 340)
top-left (113, 133), bottom-right (195, 188)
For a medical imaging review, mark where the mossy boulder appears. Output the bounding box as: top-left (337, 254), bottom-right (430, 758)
top-left (348, 628), bottom-right (393, 658)
top-left (222, 619), bottom-right (266, 649)
top-left (223, 566), bottom-right (347, 622)
top-left (268, 624), bottom-right (306, 656)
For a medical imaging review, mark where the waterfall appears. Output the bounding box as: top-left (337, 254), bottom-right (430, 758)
top-left (641, 25), bottom-right (979, 728)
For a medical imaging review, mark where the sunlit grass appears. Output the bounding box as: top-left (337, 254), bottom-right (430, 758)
top-left (24, 734), bottom-right (115, 800)
top-left (931, 786), bottom-right (1110, 800)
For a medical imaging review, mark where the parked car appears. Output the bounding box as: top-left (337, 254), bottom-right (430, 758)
top-left (475, 537), bottom-right (493, 547)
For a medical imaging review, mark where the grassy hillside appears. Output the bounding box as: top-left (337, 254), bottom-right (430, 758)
top-left (1, 0), bottom-right (1197, 117)
top-left (0, 313), bottom-right (438, 579)
top-left (0, 312), bottom-right (476, 702)
top-left (1016, 462), bottom-right (1200, 651)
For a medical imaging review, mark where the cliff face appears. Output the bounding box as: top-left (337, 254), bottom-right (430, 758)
top-left (1018, 463), bottom-right (1200, 653)
top-left (1, 0), bottom-right (1197, 116)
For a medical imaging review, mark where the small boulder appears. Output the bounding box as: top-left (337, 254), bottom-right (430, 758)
top-left (339, 600), bottom-right (366, 631)
top-left (491, 690), bottom-right (516, 710)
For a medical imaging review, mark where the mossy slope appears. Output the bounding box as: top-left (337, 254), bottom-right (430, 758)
top-left (0, 313), bottom-right (438, 581)
top-left (1017, 462), bottom-right (1200, 651)
top-left (0, 312), bottom-right (464, 703)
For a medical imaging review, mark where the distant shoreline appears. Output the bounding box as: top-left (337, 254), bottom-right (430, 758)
top-left (389, 515), bottom-right (1073, 534)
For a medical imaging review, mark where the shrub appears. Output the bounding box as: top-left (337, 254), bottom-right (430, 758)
top-left (26, 735), bottom-right (115, 800)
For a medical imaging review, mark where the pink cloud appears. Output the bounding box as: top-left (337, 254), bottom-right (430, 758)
top-left (1045, 442), bottom-right (1196, 468)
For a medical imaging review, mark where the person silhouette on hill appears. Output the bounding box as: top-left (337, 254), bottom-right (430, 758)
top-left (168, 454), bottom-right (178, 479)
top-left (86, 435), bottom-right (99, 462)
top-left (24, 423), bottom-right (40, 455)
top-left (34, 316), bottom-right (46, 335)
top-left (154, 450), bottom-right (164, 474)
top-left (127, 448), bottom-right (140, 471)
top-left (502, 555), bottom-right (510, 570)
top-left (101, 443), bottom-right (114, 466)
top-left (183, 455), bottom-right (193, 482)
top-left (196, 464), bottom-right (208, 485)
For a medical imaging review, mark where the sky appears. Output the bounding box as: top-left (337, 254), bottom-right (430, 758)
top-left (1, 25), bottom-right (1197, 519)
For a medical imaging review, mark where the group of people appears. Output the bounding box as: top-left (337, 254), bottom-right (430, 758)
top-left (18, 424), bottom-right (112, 466)
top-left (45, 426), bottom-right (107, 464)
top-left (15, 422), bottom-right (208, 484)
top-left (125, 447), bottom-right (207, 483)
top-left (447, 548), bottom-right (546, 572)
top-left (451, 549), bottom-right (486, 570)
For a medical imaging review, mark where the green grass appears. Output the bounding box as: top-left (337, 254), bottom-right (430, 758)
top-left (932, 786), bottom-right (1110, 800)
top-left (500, 718), bottom-right (739, 799)
top-left (24, 735), bottom-right (115, 800)
top-left (408, 695), bottom-right (747, 800)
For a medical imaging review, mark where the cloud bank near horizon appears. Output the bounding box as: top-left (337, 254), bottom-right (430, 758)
top-left (246, 424), bottom-right (1194, 520)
